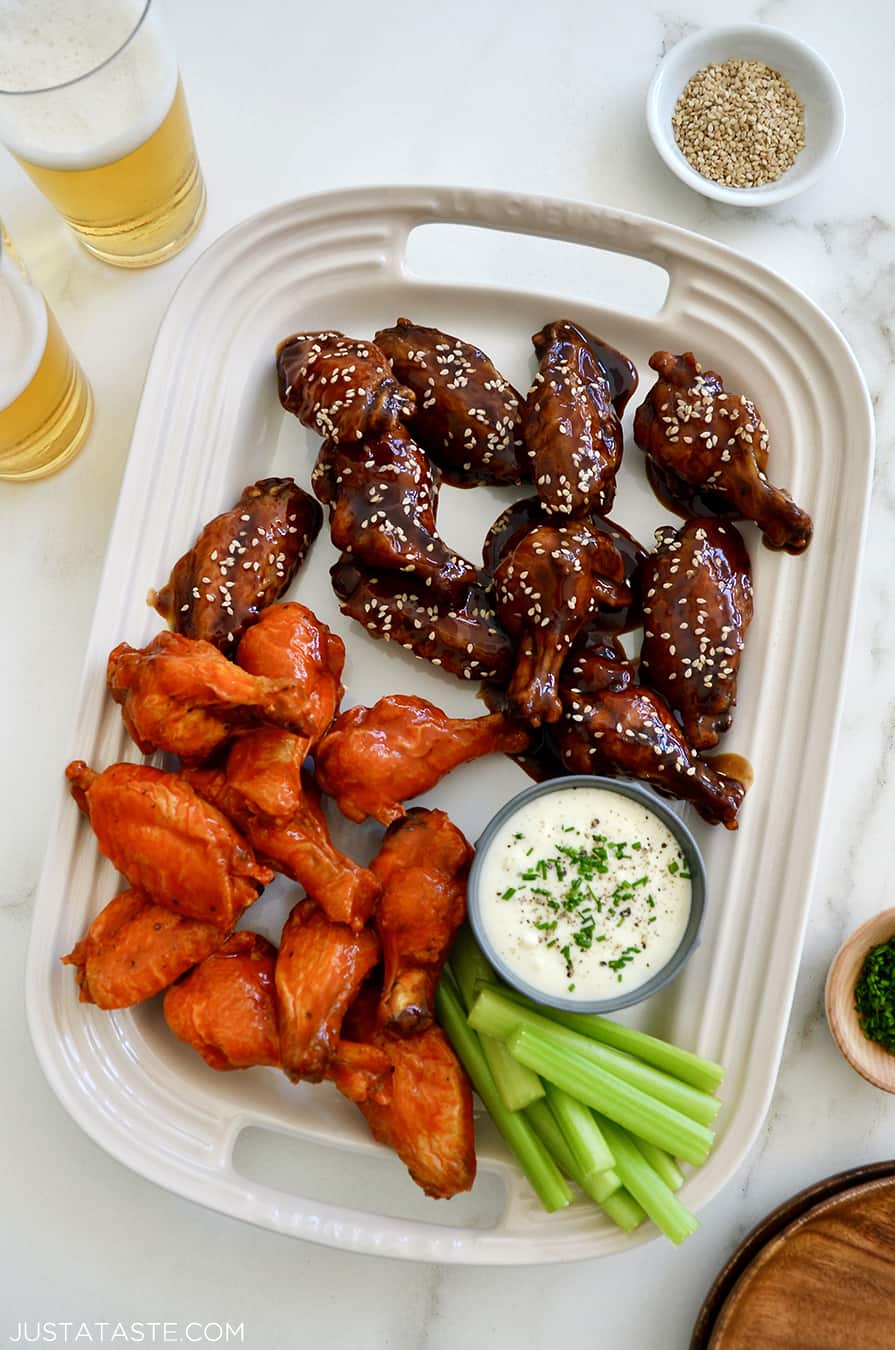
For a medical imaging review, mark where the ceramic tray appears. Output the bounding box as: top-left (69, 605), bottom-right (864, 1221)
top-left (26, 185), bottom-right (873, 1263)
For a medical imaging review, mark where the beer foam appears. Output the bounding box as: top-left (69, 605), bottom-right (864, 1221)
top-left (0, 251), bottom-right (48, 411)
top-left (0, 0), bottom-right (177, 170)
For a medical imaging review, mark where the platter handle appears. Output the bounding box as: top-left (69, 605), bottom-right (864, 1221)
top-left (379, 185), bottom-right (686, 312)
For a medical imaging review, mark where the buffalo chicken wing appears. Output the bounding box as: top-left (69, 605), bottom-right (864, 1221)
top-left (275, 899), bottom-right (380, 1082)
top-left (66, 761), bottom-right (272, 927)
top-left (220, 727), bottom-right (309, 826)
top-left (315, 694), bottom-right (530, 826)
top-left (163, 932), bottom-right (392, 1103)
top-left (371, 808), bottom-right (472, 1034)
top-left (62, 890), bottom-right (225, 1009)
top-left (107, 630), bottom-right (319, 765)
top-left (164, 932), bottom-right (281, 1071)
top-left (185, 761), bottom-right (379, 930)
top-left (343, 986), bottom-right (475, 1199)
top-left (236, 602), bottom-right (345, 747)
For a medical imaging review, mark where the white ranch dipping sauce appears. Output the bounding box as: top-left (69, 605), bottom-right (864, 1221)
top-left (477, 786), bottom-right (692, 1002)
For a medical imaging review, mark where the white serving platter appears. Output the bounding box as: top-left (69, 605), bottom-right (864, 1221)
top-left (27, 185), bottom-right (873, 1263)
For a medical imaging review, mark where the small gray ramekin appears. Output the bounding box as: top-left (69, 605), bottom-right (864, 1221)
top-left (467, 775), bottom-right (707, 1015)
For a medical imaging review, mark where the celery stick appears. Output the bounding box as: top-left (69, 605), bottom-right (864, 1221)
top-left (506, 1026), bottom-right (714, 1166)
top-left (450, 925), bottom-right (496, 1012)
top-left (600, 1187), bottom-right (647, 1233)
top-left (480, 1033), bottom-right (544, 1112)
top-left (635, 1141), bottom-right (684, 1192)
top-left (493, 986), bottom-right (723, 1093)
top-left (470, 987), bottom-right (720, 1126)
top-left (543, 1081), bottom-right (614, 1177)
top-left (435, 976), bottom-right (571, 1213)
top-left (595, 1116), bottom-right (699, 1245)
top-left (450, 938), bottom-right (544, 1110)
top-left (524, 1100), bottom-right (621, 1205)
top-left (525, 1099), bottom-right (579, 1175)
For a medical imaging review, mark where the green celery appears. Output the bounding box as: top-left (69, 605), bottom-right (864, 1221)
top-left (435, 975), bottom-right (571, 1213)
top-left (505, 1025), bottom-right (714, 1166)
top-left (595, 1116), bottom-right (699, 1245)
top-left (543, 1081), bottom-right (614, 1177)
top-left (599, 1187), bottom-right (647, 1234)
top-left (480, 1033), bottom-right (544, 1112)
top-left (451, 934), bottom-right (543, 1111)
top-left (493, 986), bottom-right (723, 1093)
top-left (524, 1101), bottom-right (621, 1206)
top-left (635, 1141), bottom-right (684, 1192)
top-left (450, 925), bottom-right (496, 1012)
top-left (469, 986), bottom-right (720, 1126)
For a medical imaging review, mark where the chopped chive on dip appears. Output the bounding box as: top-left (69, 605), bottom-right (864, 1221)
top-left (854, 939), bottom-right (895, 1054)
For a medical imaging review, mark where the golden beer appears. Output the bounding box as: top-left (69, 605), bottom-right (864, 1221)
top-left (0, 1), bottom-right (206, 269)
top-left (13, 80), bottom-right (205, 268)
top-left (0, 226), bottom-right (92, 481)
top-left (0, 306), bottom-right (93, 483)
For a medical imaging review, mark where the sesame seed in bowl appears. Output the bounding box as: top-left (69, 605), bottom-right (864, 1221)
top-left (646, 24), bottom-right (845, 207)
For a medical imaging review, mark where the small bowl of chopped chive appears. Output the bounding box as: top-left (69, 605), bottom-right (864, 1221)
top-left (646, 24), bottom-right (845, 206)
top-left (826, 910), bottom-right (895, 1092)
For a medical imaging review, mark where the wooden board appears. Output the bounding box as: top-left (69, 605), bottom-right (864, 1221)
top-left (706, 1175), bottom-right (895, 1349)
top-left (691, 1162), bottom-right (895, 1347)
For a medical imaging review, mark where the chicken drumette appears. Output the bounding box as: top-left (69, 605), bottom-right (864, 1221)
top-left (639, 518), bottom-right (753, 750)
top-left (562, 628), bottom-right (634, 698)
top-left (342, 985), bottom-right (476, 1199)
top-left (66, 761), bottom-right (272, 927)
top-left (277, 330), bottom-right (415, 442)
top-left (312, 427), bottom-right (479, 604)
top-left (107, 630), bottom-right (318, 766)
top-left (331, 559), bottom-right (514, 684)
top-left (483, 495), bottom-right (646, 636)
top-left (373, 318), bottom-right (525, 487)
top-left (275, 899), bottom-right (380, 1082)
top-left (62, 890), bottom-right (226, 1010)
top-left (148, 478), bottom-right (322, 654)
top-left (371, 808), bottom-right (472, 1035)
top-left (494, 521), bottom-right (630, 726)
top-left (185, 750), bottom-right (379, 930)
top-left (315, 694), bottom-right (530, 826)
top-left (633, 351), bottom-right (813, 554)
top-left (220, 726), bottom-right (309, 826)
top-left (164, 932), bottom-right (282, 1071)
top-left (520, 320), bottom-right (635, 517)
top-left (236, 602), bottom-right (345, 747)
top-left (555, 685), bottom-right (746, 828)
top-left (163, 931), bottom-right (392, 1102)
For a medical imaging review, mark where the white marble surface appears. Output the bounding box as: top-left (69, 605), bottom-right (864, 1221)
top-left (2, 0), bottom-right (893, 1344)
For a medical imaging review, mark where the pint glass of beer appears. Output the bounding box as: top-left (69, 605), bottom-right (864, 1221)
top-left (0, 1), bottom-right (206, 268)
top-left (0, 225), bottom-right (93, 481)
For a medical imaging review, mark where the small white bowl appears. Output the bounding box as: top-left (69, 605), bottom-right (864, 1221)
top-left (646, 24), bottom-right (846, 206)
